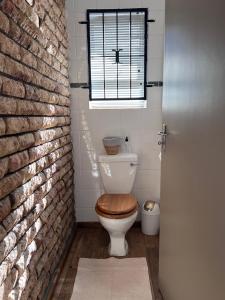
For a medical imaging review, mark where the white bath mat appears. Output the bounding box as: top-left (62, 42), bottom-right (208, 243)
top-left (70, 257), bottom-right (153, 300)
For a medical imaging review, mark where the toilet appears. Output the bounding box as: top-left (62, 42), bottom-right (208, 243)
top-left (95, 153), bottom-right (139, 256)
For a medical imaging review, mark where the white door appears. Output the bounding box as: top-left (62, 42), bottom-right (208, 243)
top-left (159, 0), bottom-right (225, 299)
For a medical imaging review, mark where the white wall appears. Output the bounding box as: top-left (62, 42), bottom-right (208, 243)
top-left (66, 0), bottom-right (165, 221)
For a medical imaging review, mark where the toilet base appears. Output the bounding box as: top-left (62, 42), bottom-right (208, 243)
top-left (109, 238), bottom-right (128, 257)
top-left (97, 211), bottom-right (138, 257)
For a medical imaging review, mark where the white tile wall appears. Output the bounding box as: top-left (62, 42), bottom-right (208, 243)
top-left (66, 0), bottom-right (165, 221)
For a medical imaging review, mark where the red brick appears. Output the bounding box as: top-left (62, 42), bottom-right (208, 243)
top-left (0, 157), bottom-right (9, 179)
top-left (5, 117), bottom-right (30, 135)
top-left (2, 78), bottom-right (25, 98)
top-left (0, 53), bottom-right (5, 73)
top-left (0, 97), bottom-right (17, 115)
top-left (8, 151), bottom-right (30, 173)
top-left (0, 10), bottom-right (10, 33)
top-left (0, 197), bottom-right (11, 222)
top-left (0, 32), bottom-right (21, 60)
top-left (8, 19), bottom-right (21, 42)
top-left (0, 136), bottom-right (20, 158)
top-left (20, 48), bottom-right (37, 69)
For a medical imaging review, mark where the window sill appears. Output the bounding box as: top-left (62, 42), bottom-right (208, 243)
top-left (89, 100), bottom-right (147, 110)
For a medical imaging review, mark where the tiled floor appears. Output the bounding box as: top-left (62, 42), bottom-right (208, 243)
top-left (49, 225), bottom-right (162, 300)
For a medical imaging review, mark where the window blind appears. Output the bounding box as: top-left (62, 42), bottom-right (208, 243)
top-left (87, 9), bottom-right (148, 101)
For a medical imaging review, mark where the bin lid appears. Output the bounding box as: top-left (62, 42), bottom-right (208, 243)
top-left (143, 201), bottom-right (160, 215)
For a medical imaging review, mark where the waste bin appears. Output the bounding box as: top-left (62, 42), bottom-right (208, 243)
top-left (141, 200), bottom-right (160, 235)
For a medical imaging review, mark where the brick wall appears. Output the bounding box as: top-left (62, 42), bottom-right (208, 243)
top-left (0, 0), bottom-right (75, 299)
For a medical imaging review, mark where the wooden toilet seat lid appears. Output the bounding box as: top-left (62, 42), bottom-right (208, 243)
top-left (96, 194), bottom-right (137, 215)
top-left (95, 205), bottom-right (138, 219)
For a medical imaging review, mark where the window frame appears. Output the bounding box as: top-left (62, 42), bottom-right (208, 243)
top-left (87, 8), bottom-right (148, 102)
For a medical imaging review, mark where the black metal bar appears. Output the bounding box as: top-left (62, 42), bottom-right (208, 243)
top-left (117, 49), bottom-right (123, 63)
top-left (112, 49), bottom-right (123, 64)
top-left (116, 50), bottom-right (120, 64)
top-left (87, 8), bottom-right (150, 13)
top-left (116, 11), bottom-right (118, 99)
top-left (103, 13), bottom-right (106, 99)
top-left (87, 11), bottom-right (92, 100)
top-left (87, 54), bottom-right (146, 58)
top-left (146, 81), bottom-right (163, 87)
top-left (78, 97), bottom-right (146, 100)
top-left (70, 83), bottom-right (81, 88)
top-left (130, 11), bottom-right (132, 99)
top-left (79, 21), bottom-right (88, 24)
top-left (147, 19), bottom-right (155, 23)
top-left (144, 9), bottom-right (148, 100)
top-left (70, 82), bottom-right (163, 89)
top-left (70, 83), bottom-right (89, 88)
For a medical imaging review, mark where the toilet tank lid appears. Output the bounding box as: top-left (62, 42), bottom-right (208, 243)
top-left (98, 153), bottom-right (138, 163)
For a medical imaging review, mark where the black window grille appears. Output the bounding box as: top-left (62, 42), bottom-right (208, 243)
top-left (87, 9), bottom-right (148, 101)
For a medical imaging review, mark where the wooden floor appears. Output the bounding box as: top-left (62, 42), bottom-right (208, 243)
top-left (50, 225), bottom-right (163, 300)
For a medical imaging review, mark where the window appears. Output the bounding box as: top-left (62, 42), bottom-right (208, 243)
top-left (87, 9), bottom-right (148, 106)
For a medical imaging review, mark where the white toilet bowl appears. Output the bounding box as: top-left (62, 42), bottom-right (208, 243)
top-left (95, 193), bottom-right (138, 256)
top-left (98, 211), bottom-right (138, 256)
top-left (97, 153), bottom-right (139, 256)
